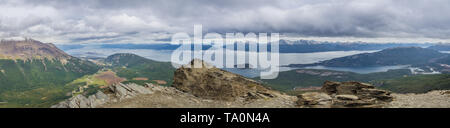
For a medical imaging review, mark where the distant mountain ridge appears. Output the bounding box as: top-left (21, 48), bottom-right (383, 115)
top-left (278, 40), bottom-right (432, 53)
top-left (289, 47), bottom-right (449, 67)
top-left (428, 43), bottom-right (450, 51)
top-left (58, 39), bottom-right (431, 53)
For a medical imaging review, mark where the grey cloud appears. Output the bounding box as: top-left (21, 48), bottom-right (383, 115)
top-left (1, 0), bottom-right (450, 43)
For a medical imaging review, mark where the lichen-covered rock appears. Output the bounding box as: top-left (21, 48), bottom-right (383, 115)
top-left (297, 81), bottom-right (393, 108)
top-left (172, 59), bottom-right (275, 101)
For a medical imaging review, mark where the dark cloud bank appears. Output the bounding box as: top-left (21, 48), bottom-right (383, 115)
top-left (0, 0), bottom-right (449, 43)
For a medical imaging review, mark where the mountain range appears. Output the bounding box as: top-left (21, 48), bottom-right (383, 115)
top-left (288, 47), bottom-right (450, 68)
top-left (277, 40), bottom-right (432, 53)
top-left (57, 39), bottom-right (433, 53)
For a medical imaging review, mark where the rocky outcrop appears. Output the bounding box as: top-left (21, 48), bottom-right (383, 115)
top-left (297, 81), bottom-right (393, 108)
top-left (52, 59), bottom-right (296, 108)
top-left (51, 91), bottom-right (110, 108)
top-left (52, 83), bottom-right (153, 108)
top-left (172, 59), bottom-right (275, 101)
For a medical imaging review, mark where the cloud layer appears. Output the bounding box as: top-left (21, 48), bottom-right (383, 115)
top-left (1, 0), bottom-right (450, 44)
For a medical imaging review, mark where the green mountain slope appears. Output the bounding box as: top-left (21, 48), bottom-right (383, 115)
top-left (0, 58), bottom-right (100, 107)
top-left (105, 53), bottom-right (176, 86)
top-left (0, 40), bottom-right (100, 107)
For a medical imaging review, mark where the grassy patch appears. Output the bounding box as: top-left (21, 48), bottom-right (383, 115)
top-left (376, 74), bottom-right (450, 93)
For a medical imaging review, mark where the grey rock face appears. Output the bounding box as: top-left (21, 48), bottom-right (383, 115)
top-left (109, 83), bottom-right (153, 100)
top-left (296, 92), bottom-right (332, 108)
top-left (51, 83), bottom-right (153, 108)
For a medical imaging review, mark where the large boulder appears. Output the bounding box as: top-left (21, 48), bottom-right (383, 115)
top-left (322, 81), bottom-right (393, 102)
top-left (172, 59), bottom-right (275, 101)
top-left (297, 81), bottom-right (393, 108)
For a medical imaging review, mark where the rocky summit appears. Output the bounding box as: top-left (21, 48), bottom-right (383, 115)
top-left (297, 81), bottom-right (393, 108)
top-left (0, 38), bottom-right (71, 60)
top-left (172, 59), bottom-right (276, 101)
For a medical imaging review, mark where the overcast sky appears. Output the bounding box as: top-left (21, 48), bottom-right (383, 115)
top-left (1, 0), bottom-right (450, 44)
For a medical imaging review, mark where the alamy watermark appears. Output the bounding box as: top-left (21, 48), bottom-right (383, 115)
top-left (170, 25), bottom-right (279, 79)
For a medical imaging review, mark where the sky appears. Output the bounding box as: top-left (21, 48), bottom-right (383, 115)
top-left (0, 0), bottom-right (450, 44)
